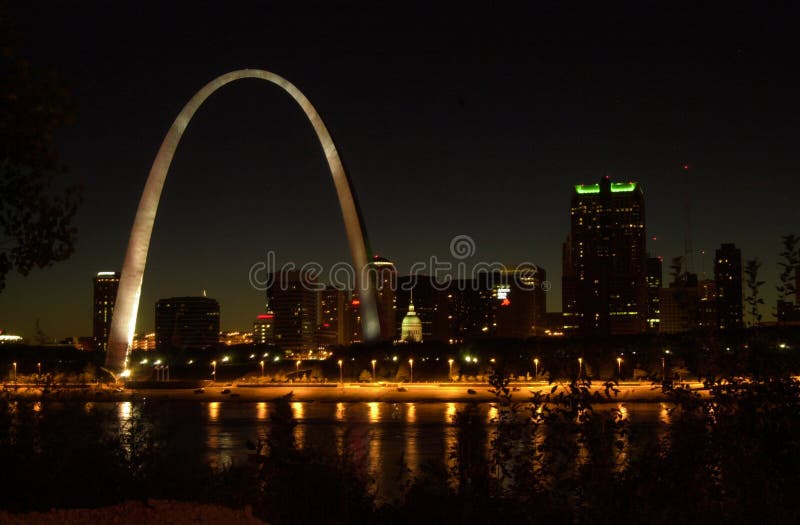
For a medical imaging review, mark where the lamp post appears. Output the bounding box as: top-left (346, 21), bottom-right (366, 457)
top-left (448, 358), bottom-right (454, 381)
top-left (371, 359), bottom-right (376, 383)
top-left (37, 362), bottom-right (42, 376)
top-left (617, 357), bottom-right (623, 378)
top-left (296, 359), bottom-right (301, 380)
top-left (408, 358), bottom-right (414, 384)
top-left (211, 360), bottom-right (217, 381)
top-left (533, 358), bottom-right (539, 379)
top-left (578, 357), bottom-right (583, 379)
top-left (12, 362), bottom-right (17, 382)
top-left (661, 356), bottom-right (666, 380)
top-left (338, 359), bottom-right (343, 386)
top-left (260, 360), bottom-right (264, 378)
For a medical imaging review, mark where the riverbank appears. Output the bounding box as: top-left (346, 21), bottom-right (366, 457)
top-left (2, 381), bottom-right (706, 403)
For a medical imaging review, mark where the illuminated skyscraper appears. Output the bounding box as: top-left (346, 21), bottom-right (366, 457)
top-left (645, 256), bottom-right (663, 332)
top-left (370, 255), bottom-right (397, 341)
top-left (268, 271), bottom-right (317, 352)
top-left (562, 177), bottom-right (647, 336)
top-left (155, 296), bottom-right (220, 350)
top-left (714, 243), bottom-right (743, 330)
top-left (254, 293), bottom-right (276, 346)
top-left (93, 271), bottom-right (120, 351)
top-left (490, 266), bottom-right (547, 338)
top-left (316, 286), bottom-right (347, 347)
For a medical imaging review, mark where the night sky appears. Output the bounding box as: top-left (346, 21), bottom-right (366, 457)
top-left (2, 2), bottom-right (798, 338)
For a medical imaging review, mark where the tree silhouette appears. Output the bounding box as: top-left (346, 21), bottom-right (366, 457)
top-left (776, 234), bottom-right (799, 323)
top-left (744, 258), bottom-right (765, 327)
top-left (0, 4), bottom-right (81, 291)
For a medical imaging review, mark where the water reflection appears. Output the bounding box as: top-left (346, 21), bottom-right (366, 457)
top-left (292, 402), bottom-right (305, 449)
top-left (405, 403), bottom-right (419, 475)
top-left (406, 403), bottom-right (416, 424)
top-left (208, 402), bottom-right (219, 422)
top-left (368, 402), bottom-right (380, 423)
top-left (92, 400), bottom-right (674, 500)
top-left (205, 402), bottom-right (232, 469)
top-left (118, 401), bottom-right (131, 420)
top-left (616, 403), bottom-right (630, 472)
top-left (256, 402), bottom-right (267, 421)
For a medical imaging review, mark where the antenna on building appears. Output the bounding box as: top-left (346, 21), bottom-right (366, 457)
top-left (681, 162), bottom-right (694, 274)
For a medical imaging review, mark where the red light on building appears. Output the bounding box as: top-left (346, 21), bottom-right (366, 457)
top-left (351, 299), bottom-right (360, 306)
top-left (257, 314), bottom-right (274, 319)
top-left (682, 163), bottom-right (690, 170)
top-left (501, 298), bottom-right (511, 307)
top-left (323, 322), bottom-right (330, 328)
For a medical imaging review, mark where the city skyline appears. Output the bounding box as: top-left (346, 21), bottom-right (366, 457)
top-left (1, 3), bottom-right (798, 338)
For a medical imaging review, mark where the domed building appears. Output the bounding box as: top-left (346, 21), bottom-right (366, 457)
top-left (400, 296), bottom-right (423, 342)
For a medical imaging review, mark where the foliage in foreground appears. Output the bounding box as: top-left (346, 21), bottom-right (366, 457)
top-left (1, 373), bottom-right (799, 523)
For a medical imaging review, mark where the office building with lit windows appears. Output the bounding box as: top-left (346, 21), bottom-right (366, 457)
top-left (267, 271), bottom-right (317, 352)
top-left (715, 243), bottom-right (743, 330)
top-left (562, 177), bottom-right (647, 336)
top-left (93, 271), bottom-right (120, 351)
top-left (155, 296), bottom-right (220, 350)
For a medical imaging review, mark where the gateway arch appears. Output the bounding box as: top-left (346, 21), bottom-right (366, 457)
top-left (106, 69), bottom-right (380, 371)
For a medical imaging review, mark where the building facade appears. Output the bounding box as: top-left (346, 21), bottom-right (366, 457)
top-left (155, 296), bottom-right (220, 350)
top-left (371, 255), bottom-right (397, 341)
top-left (645, 256), bottom-right (663, 332)
top-left (267, 271), bottom-right (317, 353)
top-left (93, 271), bottom-right (120, 351)
top-left (714, 243), bottom-right (743, 330)
top-left (562, 177), bottom-right (647, 336)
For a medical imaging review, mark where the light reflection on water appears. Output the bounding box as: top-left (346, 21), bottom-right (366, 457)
top-left (291, 402), bottom-right (305, 449)
top-left (87, 401), bottom-right (671, 500)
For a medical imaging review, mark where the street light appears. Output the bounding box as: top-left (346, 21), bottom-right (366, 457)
top-left (296, 359), bottom-right (301, 379)
top-left (12, 362), bottom-right (17, 382)
top-left (37, 362), bottom-right (42, 376)
top-left (617, 357), bottom-right (623, 377)
top-left (260, 360), bottom-right (264, 378)
top-left (408, 358), bottom-right (414, 383)
top-left (533, 358), bottom-right (539, 378)
top-left (211, 360), bottom-right (217, 381)
top-left (338, 359), bottom-right (343, 385)
top-left (371, 359), bottom-right (377, 383)
top-left (448, 358), bottom-right (454, 381)
top-left (661, 356), bottom-right (666, 380)
top-left (578, 357), bottom-right (583, 379)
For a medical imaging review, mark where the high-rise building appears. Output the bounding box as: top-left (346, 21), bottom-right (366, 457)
top-left (254, 293), bottom-right (276, 346)
top-left (697, 279), bottom-right (718, 330)
top-left (714, 243), bottom-right (743, 330)
top-left (645, 256), bottom-right (663, 332)
top-left (489, 266), bottom-right (547, 338)
top-left (370, 255), bottom-right (397, 341)
top-left (658, 273), bottom-right (699, 334)
top-left (562, 177), bottom-right (647, 336)
top-left (268, 271), bottom-right (317, 353)
top-left (155, 296), bottom-right (220, 350)
top-left (93, 271), bottom-right (120, 351)
top-left (316, 286), bottom-right (347, 347)
top-left (253, 313), bottom-right (276, 346)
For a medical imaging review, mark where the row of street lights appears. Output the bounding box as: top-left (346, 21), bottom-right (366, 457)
top-left (6, 362), bottom-right (44, 382)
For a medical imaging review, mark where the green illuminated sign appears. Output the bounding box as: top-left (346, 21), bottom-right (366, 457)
top-left (610, 182), bottom-right (637, 192)
top-left (574, 182), bottom-right (637, 194)
top-left (574, 184), bottom-right (600, 194)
